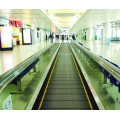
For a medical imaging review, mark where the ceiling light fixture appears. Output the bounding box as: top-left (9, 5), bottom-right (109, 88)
top-left (15, 10), bottom-right (19, 11)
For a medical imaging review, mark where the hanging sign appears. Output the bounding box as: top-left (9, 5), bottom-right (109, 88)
top-left (9, 21), bottom-right (16, 26)
top-left (15, 21), bottom-right (23, 28)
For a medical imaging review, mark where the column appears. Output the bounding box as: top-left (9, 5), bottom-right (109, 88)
top-left (87, 28), bottom-right (93, 41)
top-left (103, 23), bottom-right (111, 44)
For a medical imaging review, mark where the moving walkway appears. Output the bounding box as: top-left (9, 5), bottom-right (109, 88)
top-left (0, 40), bottom-right (120, 110)
top-left (39, 43), bottom-right (92, 110)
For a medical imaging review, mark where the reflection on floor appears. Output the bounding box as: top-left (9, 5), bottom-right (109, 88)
top-left (0, 40), bottom-right (52, 75)
top-left (0, 38), bottom-right (120, 110)
top-left (76, 39), bottom-right (120, 66)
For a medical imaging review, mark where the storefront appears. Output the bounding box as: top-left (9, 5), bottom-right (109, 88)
top-left (9, 20), bottom-right (23, 46)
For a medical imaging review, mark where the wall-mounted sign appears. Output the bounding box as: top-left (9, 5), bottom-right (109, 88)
top-left (15, 21), bottom-right (23, 28)
top-left (9, 21), bottom-right (16, 27)
top-left (3, 95), bottom-right (13, 110)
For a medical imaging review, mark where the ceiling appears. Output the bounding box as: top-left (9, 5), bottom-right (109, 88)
top-left (1, 9), bottom-right (120, 33)
top-left (41, 9), bottom-right (86, 29)
top-left (71, 9), bottom-right (120, 32)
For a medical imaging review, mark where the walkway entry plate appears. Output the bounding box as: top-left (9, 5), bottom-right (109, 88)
top-left (3, 95), bottom-right (13, 110)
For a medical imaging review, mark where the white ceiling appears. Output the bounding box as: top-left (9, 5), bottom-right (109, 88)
top-left (1, 9), bottom-right (120, 33)
top-left (70, 9), bottom-right (120, 32)
top-left (0, 9), bottom-right (60, 32)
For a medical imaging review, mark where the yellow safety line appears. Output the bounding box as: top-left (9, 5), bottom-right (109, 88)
top-left (38, 51), bottom-right (59, 110)
top-left (71, 48), bottom-right (93, 110)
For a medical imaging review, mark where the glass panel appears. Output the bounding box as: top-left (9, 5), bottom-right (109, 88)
top-left (70, 42), bottom-right (118, 110)
top-left (0, 43), bottom-right (60, 110)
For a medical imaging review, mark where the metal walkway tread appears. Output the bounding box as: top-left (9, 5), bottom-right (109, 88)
top-left (41, 101), bottom-right (90, 109)
top-left (46, 88), bottom-right (85, 94)
top-left (49, 81), bottom-right (82, 84)
top-left (44, 94), bottom-right (88, 100)
top-left (47, 85), bottom-right (84, 89)
top-left (40, 43), bottom-right (91, 110)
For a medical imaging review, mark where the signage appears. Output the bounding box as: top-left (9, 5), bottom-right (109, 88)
top-left (0, 26), bottom-right (12, 49)
top-left (3, 95), bottom-right (13, 110)
top-left (9, 21), bottom-right (16, 26)
top-left (15, 21), bottom-right (23, 28)
top-left (94, 25), bottom-right (99, 30)
top-left (23, 24), bottom-right (28, 28)
top-left (22, 29), bottom-right (32, 44)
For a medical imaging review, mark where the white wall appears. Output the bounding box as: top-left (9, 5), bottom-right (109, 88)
top-left (40, 28), bottom-right (45, 41)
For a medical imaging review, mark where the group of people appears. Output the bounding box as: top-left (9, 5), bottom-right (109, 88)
top-left (61, 34), bottom-right (75, 41)
top-left (46, 33), bottom-right (76, 43)
top-left (48, 32), bottom-right (59, 43)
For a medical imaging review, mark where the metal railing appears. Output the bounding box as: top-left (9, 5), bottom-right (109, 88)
top-left (0, 40), bottom-right (59, 94)
top-left (72, 40), bottom-right (120, 82)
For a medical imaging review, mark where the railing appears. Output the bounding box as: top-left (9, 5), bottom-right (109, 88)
top-left (72, 40), bottom-right (120, 83)
top-left (0, 40), bottom-right (59, 94)
top-left (70, 40), bottom-right (120, 109)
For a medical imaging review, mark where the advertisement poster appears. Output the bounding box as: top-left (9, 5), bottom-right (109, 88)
top-left (0, 26), bottom-right (12, 49)
top-left (23, 29), bottom-right (31, 44)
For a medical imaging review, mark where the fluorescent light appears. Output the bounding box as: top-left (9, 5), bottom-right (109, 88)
top-left (15, 10), bottom-right (19, 11)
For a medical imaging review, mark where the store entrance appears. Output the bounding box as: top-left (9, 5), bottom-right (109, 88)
top-left (12, 27), bottom-right (21, 46)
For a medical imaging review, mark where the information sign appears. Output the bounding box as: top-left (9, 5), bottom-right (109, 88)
top-left (3, 95), bottom-right (12, 110)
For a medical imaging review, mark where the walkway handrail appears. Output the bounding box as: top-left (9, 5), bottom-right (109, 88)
top-left (0, 41), bottom-right (59, 94)
top-left (73, 40), bottom-right (120, 82)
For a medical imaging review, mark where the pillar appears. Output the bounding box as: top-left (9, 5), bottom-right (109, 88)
top-left (103, 23), bottom-right (111, 44)
top-left (87, 28), bottom-right (93, 41)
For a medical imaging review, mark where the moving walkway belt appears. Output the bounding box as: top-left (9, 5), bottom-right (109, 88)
top-left (39, 43), bottom-right (92, 110)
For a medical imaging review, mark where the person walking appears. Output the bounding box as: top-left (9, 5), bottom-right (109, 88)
top-left (62, 35), bottom-right (64, 42)
top-left (46, 34), bottom-right (47, 40)
top-left (72, 34), bottom-right (75, 40)
top-left (51, 32), bottom-right (54, 43)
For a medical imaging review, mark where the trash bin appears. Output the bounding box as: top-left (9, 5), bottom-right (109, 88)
top-left (95, 35), bottom-right (97, 40)
top-left (108, 39), bottom-right (110, 45)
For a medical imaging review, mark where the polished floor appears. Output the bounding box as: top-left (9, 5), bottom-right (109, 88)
top-left (76, 39), bottom-right (120, 66)
top-left (0, 40), bottom-right (52, 76)
top-left (0, 38), bottom-right (120, 76)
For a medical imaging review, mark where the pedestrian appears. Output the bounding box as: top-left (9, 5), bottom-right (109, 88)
top-left (51, 32), bottom-right (54, 43)
top-left (46, 34), bottom-right (47, 40)
top-left (62, 35), bottom-right (64, 42)
top-left (72, 34), bottom-right (75, 40)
